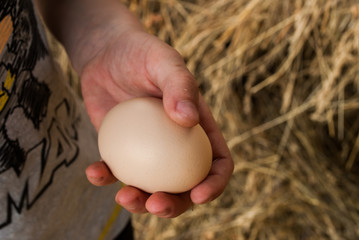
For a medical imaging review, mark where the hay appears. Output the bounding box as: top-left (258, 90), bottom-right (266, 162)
top-left (122, 0), bottom-right (359, 239)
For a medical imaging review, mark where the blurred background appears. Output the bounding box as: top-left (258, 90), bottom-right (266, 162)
top-left (50, 0), bottom-right (359, 239)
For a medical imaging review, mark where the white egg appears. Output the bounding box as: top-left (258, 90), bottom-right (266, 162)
top-left (98, 97), bottom-right (212, 194)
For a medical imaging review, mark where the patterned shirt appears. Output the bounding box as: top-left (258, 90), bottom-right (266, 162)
top-left (0, 0), bottom-right (130, 239)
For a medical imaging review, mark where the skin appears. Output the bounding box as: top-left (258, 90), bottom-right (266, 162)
top-left (36, 0), bottom-right (234, 218)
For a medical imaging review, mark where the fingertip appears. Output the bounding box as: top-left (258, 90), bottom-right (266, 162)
top-left (85, 162), bottom-right (105, 186)
top-left (190, 184), bottom-right (215, 204)
top-left (145, 192), bottom-right (172, 217)
top-left (115, 187), bottom-right (135, 206)
top-left (159, 68), bottom-right (200, 127)
top-left (174, 100), bottom-right (200, 127)
top-left (86, 161), bottom-right (117, 186)
top-left (146, 192), bottom-right (192, 218)
top-left (190, 171), bottom-right (228, 205)
top-left (116, 186), bottom-right (149, 213)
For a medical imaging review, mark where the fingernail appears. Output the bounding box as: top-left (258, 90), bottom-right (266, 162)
top-left (150, 205), bottom-right (172, 217)
top-left (156, 208), bottom-right (172, 217)
top-left (176, 100), bottom-right (199, 122)
top-left (124, 199), bottom-right (140, 210)
top-left (91, 176), bottom-right (104, 184)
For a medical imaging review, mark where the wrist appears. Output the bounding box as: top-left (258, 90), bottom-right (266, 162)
top-left (69, 24), bottom-right (144, 74)
top-left (68, 6), bottom-right (145, 74)
top-left (73, 12), bottom-right (146, 73)
top-left (37, 0), bottom-right (145, 74)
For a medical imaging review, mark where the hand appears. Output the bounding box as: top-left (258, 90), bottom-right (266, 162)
top-left (36, 0), bottom-right (233, 218)
top-left (82, 30), bottom-right (233, 218)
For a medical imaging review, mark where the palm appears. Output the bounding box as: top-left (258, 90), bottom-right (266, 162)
top-left (81, 32), bottom-right (169, 130)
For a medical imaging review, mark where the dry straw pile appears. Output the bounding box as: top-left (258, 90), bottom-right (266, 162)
top-left (123, 0), bottom-right (359, 239)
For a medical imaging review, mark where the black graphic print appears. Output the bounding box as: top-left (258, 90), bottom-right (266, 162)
top-left (18, 77), bottom-right (50, 129)
top-left (0, 0), bottom-right (81, 229)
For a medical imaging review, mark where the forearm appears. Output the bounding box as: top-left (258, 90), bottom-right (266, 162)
top-left (35, 0), bottom-right (145, 73)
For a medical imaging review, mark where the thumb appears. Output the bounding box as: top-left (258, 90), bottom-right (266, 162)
top-left (146, 43), bottom-right (200, 127)
top-left (162, 69), bottom-right (200, 128)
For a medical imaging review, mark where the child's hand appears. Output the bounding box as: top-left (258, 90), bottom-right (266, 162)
top-left (37, 0), bottom-right (233, 219)
top-left (82, 30), bottom-right (233, 218)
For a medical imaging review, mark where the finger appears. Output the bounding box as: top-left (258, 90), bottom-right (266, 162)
top-left (145, 192), bottom-right (192, 218)
top-left (162, 71), bottom-right (200, 128)
top-left (116, 186), bottom-right (150, 214)
top-left (146, 42), bottom-right (200, 127)
top-left (190, 157), bottom-right (233, 204)
top-left (190, 96), bottom-right (234, 204)
top-left (85, 161), bottom-right (118, 186)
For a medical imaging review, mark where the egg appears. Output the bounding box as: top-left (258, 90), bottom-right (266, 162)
top-left (98, 97), bottom-right (212, 194)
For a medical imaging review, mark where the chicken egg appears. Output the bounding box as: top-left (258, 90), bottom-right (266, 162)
top-left (98, 97), bottom-right (212, 193)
